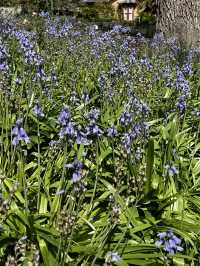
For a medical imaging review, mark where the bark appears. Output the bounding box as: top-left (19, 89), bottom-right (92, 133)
top-left (156, 0), bottom-right (200, 47)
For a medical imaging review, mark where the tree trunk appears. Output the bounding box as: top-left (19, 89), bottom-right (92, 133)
top-left (156, 0), bottom-right (200, 47)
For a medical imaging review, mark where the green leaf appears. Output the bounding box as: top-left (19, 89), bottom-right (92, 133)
top-left (144, 139), bottom-right (154, 197)
top-left (38, 237), bottom-right (56, 266)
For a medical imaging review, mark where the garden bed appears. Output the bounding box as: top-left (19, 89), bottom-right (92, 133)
top-left (0, 14), bottom-right (200, 265)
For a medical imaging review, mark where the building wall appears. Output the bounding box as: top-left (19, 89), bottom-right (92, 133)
top-left (112, 0), bottom-right (139, 21)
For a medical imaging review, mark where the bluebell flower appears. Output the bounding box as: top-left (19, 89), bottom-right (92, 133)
top-left (107, 124), bottom-right (117, 137)
top-left (182, 62), bottom-right (192, 76)
top-left (155, 230), bottom-right (183, 255)
top-left (58, 107), bottom-right (71, 126)
top-left (165, 165), bottom-right (179, 177)
top-left (59, 122), bottom-right (76, 139)
top-left (76, 127), bottom-right (91, 145)
top-left (0, 63), bottom-right (9, 72)
top-left (175, 69), bottom-right (190, 97)
top-left (131, 123), bottom-right (144, 140)
top-left (176, 95), bottom-right (187, 113)
top-left (135, 147), bottom-right (142, 161)
top-left (121, 132), bottom-right (132, 153)
top-left (98, 74), bottom-right (107, 89)
top-left (87, 108), bottom-right (100, 123)
top-left (105, 251), bottom-right (120, 264)
top-left (140, 57), bottom-right (152, 70)
top-left (15, 77), bottom-right (22, 85)
top-left (34, 67), bottom-right (46, 82)
top-left (12, 119), bottom-right (30, 145)
top-left (119, 111), bottom-right (133, 126)
top-left (151, 32), bottom-right (165, 48)
top-left (65, 159), bottom-right (83, 183)
top-left (110, 57), bottom-right (128, 76)
top-left (39, 11), bottom-right (49, 18)
top-left (81, 92), bottom-right (89, 103)
top-left (128, 51), bottom-right (136, 64)
top-left (33, 103), bottom-right (44, 118)
top-left (86, 123), bottom-right (103, 137)
top-left (0, 43), bottom-right (9, 73)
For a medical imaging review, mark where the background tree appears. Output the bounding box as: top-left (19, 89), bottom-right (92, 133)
top-left (156, 0), bottom-right (200, 47)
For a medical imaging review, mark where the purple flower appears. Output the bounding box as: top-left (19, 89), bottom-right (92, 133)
top-left (12, 119), bottom-right (30, 145)
top-left (86, 123), bottom-right (103, 137)
top-left (15, 77), bottom-right (22, 85)
top-left (87, 108), bottom-right (100, 123)
top-left (98, 74), bottom-right (107, 89)
top-left (72, 171), bottom-right (82, 183)
top-left (65, 159), bottom-right (83, 183)
top-left (135, 147), bottom-right (142, 161)
top-left (176, 95), bottom-right (187, 113)
top-left (81, 92), bottom-right (89, 103)
top-left (107, 124), bottom-right (117, 137)
top-left (121, 132), bottom-right (132, 153)
top-left (131, 123), bottom-right (142, 139)
top-left (155, 230), bottom-right (183, 255)
top-left (119, 111), bottom-right (133, 126)
top-left (165, 164), bottom-right (179, 177)
top-left (140, 57), bottom-right (152, 70)
top-left (64, 122), bottom-right (76, 137)
top-left (175, 69), bottom-right (190, 97)
top-left (110, 57), bottom-right (128, 76)
top-left (58, 107), bottom-right (71, 126)
top-left (33, 103), bottom-right (44, 118)
top-left (76, 128), bottom-right (90, 145)
top-left (105, 251), bottom-right (120, 264)
top-left (59, 122), bottom-right (76, 139)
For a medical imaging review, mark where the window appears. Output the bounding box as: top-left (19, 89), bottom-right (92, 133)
top-left (123, 7), bottom-right (133, 21)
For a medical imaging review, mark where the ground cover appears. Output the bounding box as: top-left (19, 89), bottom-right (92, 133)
top-left (0, 13), bottom-right (200, 265)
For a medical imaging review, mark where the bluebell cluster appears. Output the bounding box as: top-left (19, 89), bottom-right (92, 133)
top-left (0, 43), bottom-right (9, 73)
top-left (1, 15), bottom-right (196, 188)
top-left (155, 230), bottom-right (183, 255)
top-left (14, 30), bottom-right (43, 66)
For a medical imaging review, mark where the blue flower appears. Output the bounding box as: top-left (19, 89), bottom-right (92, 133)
top-left (33, 103), bottom-right (44, 118)
top-left (107, 124), bottom-right (117, 137)
top-left (176, 95), bottom-right (187, 113)
top-left (121, 132), bottom-right (132, 153)
top-left (165, 164), bottom-right (179, 177)
top-left (76, 127), bottom-right (90, 145)
top-left (58, 107), bottom-right (71, 126)
top-left (12, 119), bottom-right (30, 146)
top-left (155, 230), bottom-right (183, 255)
top-left (119, 111), bottom-right (133, 126)
top-left (81, 92), bottom-right (89, 103)
top-left (105, 251), bottom-right (120, 264)
top-left (87, 108), bottom-right (100, 123)
top-left (59, 122), bottom-right (76, 139)
top-left (65, 159), bottom-right (83, 183)
top-left (86, 123), bottom-right (103, 137)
